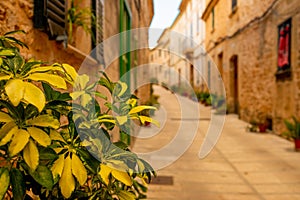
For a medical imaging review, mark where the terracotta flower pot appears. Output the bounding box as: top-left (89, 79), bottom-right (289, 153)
top-left (294, 139), bottom-right (300, 151)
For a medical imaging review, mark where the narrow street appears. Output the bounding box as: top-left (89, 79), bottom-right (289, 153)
top-left (133, 85), bottom-right (300, 200)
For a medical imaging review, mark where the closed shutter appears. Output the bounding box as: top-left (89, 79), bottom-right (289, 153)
top-left (92, 0), bottom-right (105, 64)
top-left (33, 0), bottom-right (67, 42)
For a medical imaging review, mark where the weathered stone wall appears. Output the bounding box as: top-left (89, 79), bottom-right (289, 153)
top-left (204, 0), bottom-right (300, 133)
top-left (0, 0), bottom-right (97, 71)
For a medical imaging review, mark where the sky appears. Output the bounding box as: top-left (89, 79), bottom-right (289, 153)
top-left (149, 0), bottom-right (182, 47)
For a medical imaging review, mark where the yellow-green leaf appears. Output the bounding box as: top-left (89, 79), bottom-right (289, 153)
top-left (23, 82), bottom-right (46, 112)
top-left (23, 139), bottom-right (39, 171)
top-left (59, 155), bottom-right (75, 198)
top-left (126, 98), bottom-right (137, 107)
top-left (0, 74), bottom-right (11, 81)
top-left (27, 66), bottom-right (64, 74)
top-left (77, 74), bottom-right (89, 89)
top-left (118, 190), bottom-right (136, 200)
top-left (139, 116), bottom-right (160, 127)
top-left (70, 91), bottom-right (85, 100)
top-left (51, 154), bottom-right (65, 177)
top-left (99, 164), bottom-right (112, 185)
top-left (27, 115), bottom-right (60, 129)
top-left (9, 129), bottom-right (30, 156)
top-left (26, 73), bottom-right (67, 89)
top-left (129, 106), bottom-right (156, 115)
top-left (0, 122), bottom-right (16, 142)
top-left (0, 168), bottom-right (10, 200)
top-left (81, 93), bottom-right (92, 107)
top-left (5, 79), bottom-right (25, 106)
top-left (0, 112), bottom-right (13, 122)
top-left (117, 81), bottom-right (128, 97)
top-left (71, 154), bottom-right (87, 185)
top-left (50, 129), bottom-right (65, 143)
top-left (62, 63), bottom-right (77, 81)
top-left (137, 159), bottom-right (145, 172)
top-left (27, 127), bottom-right (51, 147)
top-left (116, 116), bottom-right (128, 125)
top-left (111, 169), bottom-right (132, 186)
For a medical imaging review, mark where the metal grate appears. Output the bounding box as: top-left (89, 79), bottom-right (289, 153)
top-left (151, 176), bottom-right (174, 185)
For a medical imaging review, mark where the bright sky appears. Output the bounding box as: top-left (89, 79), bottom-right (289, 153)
top-left (149, 0), bottom-right (182, 47)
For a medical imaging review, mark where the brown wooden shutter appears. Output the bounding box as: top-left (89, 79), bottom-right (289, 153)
top-left (34, 0), bottom-right (67, 43)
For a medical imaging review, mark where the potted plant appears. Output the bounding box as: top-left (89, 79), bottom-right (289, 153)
top-left (283, 116), bottom-right (300, 151)
top-left (0, 31), bottom-right (157, 199)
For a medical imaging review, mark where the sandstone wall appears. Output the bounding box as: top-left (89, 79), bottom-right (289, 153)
top-left (204, 0), bottom-right (300, 133)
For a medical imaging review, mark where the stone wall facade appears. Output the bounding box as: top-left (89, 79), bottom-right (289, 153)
top-left (202, 0), bottom-right (300, 133)
top-left (0, 0), bottom-right (154, 144)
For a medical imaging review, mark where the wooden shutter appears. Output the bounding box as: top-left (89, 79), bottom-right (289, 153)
top-left (33, 0), bottom-right (67, 41)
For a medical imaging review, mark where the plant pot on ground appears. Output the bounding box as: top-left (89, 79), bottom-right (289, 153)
top-left (283, 116), bottom-right (300, 151)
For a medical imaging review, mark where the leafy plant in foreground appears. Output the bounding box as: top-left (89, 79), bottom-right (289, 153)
top-left (0, 31), bottom-right (157, 199)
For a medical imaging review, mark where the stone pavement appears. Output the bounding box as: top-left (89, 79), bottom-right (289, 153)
top-left (132, 86), bottom-right (300, 200)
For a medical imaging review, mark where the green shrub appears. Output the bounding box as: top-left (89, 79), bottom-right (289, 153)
top-left (0, 31), bottom-right (157, 199)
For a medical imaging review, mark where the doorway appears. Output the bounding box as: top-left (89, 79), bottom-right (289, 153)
top-left (230, 55), bottom-right (239, 114)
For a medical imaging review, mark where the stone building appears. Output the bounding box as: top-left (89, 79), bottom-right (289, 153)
top-left (167, 0), bottom-right (206, 90)
top-left (0, 0), bottom-right (154, 144)
top-left (150, 28), bottom-right (171, 86)
top-left (202, 0), bottom-right (300, 133)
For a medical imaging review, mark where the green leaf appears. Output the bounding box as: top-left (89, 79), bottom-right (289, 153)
top-left (23, 139), bottom-right (39, 171)
top-left (0, 168), bottom-right (10, 200)
top-left (39, 147), bottom-right (58, 161)
top-left (77, 149), bottom-right (99, 174)
top-left (24, 104), bottom-right (39, 120)
top-left (118, 190), bottom-right (136, 200)
top-left (29, 165), bottom-right (54, 190)
top-left (10, 168), bottom-right (26, 200)
top-left (26, 115), bottom-right (60, 129)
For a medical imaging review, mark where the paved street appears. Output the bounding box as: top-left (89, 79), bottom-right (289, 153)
top-left (133, 86), bottom-right (300, 200)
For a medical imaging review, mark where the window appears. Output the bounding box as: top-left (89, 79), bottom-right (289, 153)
top-left (33, 0), bottom-right (68, 42)
top-left (92, 0), bottom-right (105, 64)
top-left (159, 49), bottom-right (161, 57)
top-left (277, 19), bottom-right (291, 72)
top-left (232, 0), bottom-right (237, 11)
top-left (211, 7), bottom-right (215, 31)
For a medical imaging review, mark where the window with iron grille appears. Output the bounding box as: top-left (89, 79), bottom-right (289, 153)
top-left (33, 0), bottom-right (67, 43)
top-left (277, 19), bottom-right (291, 72)
top-left (92, 0), bottom-right (105, 64)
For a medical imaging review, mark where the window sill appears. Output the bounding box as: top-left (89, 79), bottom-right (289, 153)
top-left (229, 6), bottom-right (238, 18)
top-left (275, 69), bottom-right (292, 81)
top-left (65, 44), bottom-right (98, 65)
